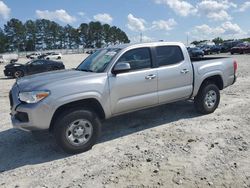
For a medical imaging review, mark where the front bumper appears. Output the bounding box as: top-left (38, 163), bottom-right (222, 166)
top-left (4, 69), bottom-right (13, 77)
top-left (9, 84), bottom-right (53, 131)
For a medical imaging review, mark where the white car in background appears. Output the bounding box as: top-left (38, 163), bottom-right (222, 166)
top-left (29, 52), bottom-right (41, 59)
top-left (45, 52), bottom-right (62, 60)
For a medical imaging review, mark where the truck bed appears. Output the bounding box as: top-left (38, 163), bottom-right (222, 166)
top-left (191, 57), bottom-right (229, 62)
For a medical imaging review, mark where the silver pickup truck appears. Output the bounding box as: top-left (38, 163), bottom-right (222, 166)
top-left (9, 42), bottom-right (237, 153)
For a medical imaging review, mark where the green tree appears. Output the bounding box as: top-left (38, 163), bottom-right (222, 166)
top-left (4, 18), bottom-right (26, 52)
top-left (0, 28), bottom-right (7, 53)
top-left (0, 18), bottom-right (130, 52)
top-left (212, 37), bottom-right (224, 45)
top-left (24, 20), bottom-right (37, 51)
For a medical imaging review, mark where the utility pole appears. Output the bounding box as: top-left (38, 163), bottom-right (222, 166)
top-left (186, 33), bottom-right (189, 46)
top-left (140, 33), bottom-right (142, 43)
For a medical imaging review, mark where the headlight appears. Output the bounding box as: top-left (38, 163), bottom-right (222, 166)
top-left (19, 91), bottom-right (50, 104)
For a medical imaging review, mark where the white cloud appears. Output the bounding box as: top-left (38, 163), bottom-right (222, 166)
top-left (152, 19), bottom-right (177, 31)
top-left (93, 13), bottom-right (113, 24)
top-left (191, 21), bottom-right (246, 40)
top-left (130, 35), bottom-right (155, 43)
top-left (194, 24), bottom-right (225, 37)
top-left (0, 1), bottom-right (10, 20)
top-left (78, 12), bottom-right (85, 17)
top-left (127, 14), bottom-right (146, 32)
top-left (155, 0), bottom-right (197, 17)
top-left (36, 9), bottom-right (76, 24)
top-left (238, 1), bottom-right (250, 12)
top-left (197, 0), bottom-right (237, 21)
top-left (221, 21), bottom-right (244, 35)
top-left (207, 10), bottom-right (231, 21)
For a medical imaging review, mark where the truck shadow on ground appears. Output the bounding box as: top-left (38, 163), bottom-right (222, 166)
top-left (0, 100), bottom-right (200, 172)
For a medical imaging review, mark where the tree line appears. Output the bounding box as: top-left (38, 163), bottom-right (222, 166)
top-left (0, 18), bottom-right (130, 53)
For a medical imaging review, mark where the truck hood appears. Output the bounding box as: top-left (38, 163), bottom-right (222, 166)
top-left (16, 69), bottom-right (94, 91)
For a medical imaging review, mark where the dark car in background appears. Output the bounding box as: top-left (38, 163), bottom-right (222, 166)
top-left (210, 45), bottom-right (222, 54)
top-left (230, 43), bottom-right (250, 54)
top-left (4, 59), bottom-right (65, 78)
top-left (221, 40), bottom-right (242, 53)
top-left (187, 47), bottom-right (204, 58)
top-left (201, 45), bottom-right (221, 55)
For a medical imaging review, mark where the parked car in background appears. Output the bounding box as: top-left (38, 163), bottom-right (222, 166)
top-left (9, 42), bottom-right (237, 153)
top-left (200, 46), bottom-right (211, 55)
top-left (221, 40), bottom-right (242, 53)
top-left (29, 52), bottom-right (41, 59)
top-left (187, 47), bottom-right (204, 58)
top-left (45, 52), bottom-right (62, 60)
top-left (230, 43), bottom-right (250, 54)
top-left (202, 45), bottom-right (222, 55)
top-left (26, 53), bottom-right (36, 59)
top-left (38, 52), bottom-right (52, 59)
top-left (86, 49), bottom-right (97, 54)
top-left (210, 45), bottom-right (221, 54)
top-left (4, 59), bottom-right (65, 78)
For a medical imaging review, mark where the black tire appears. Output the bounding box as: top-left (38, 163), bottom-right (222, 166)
top-left (194, 82), bottom-right (220, 114)
top-left (54, 108), bottom-right (101, 154)
top-left (57, 56), bottom-right (61, 59)
top-left (13, 70), bottom-right (24, 78)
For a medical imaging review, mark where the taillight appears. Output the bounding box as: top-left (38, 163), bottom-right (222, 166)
top-left (233, 60), bottom-right (238, 73)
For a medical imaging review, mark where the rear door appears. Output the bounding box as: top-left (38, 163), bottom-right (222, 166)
top-left (155, 45), bottom-right (193, 104)
top-left (108, 47), bottom-right (158, 115)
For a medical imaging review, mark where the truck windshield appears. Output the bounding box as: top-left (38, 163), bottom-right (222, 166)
top-left (77, 48), bottom-right (121, 73)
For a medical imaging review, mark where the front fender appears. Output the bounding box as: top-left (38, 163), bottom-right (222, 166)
top-left (49, 91), bottom-right (111, 119)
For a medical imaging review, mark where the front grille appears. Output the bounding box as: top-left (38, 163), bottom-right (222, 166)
top-left (9, 91), bottom-right (13, 108)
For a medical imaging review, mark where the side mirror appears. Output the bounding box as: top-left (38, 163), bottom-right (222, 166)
top-left (112, 62), bottom-right (131, 74)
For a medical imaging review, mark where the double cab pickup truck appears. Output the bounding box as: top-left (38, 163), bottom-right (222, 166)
top-left (9, 42), bottom-right (237, 154)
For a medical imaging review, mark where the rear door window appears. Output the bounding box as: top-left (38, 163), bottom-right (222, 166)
top-left (156, 46), bottom-right (184, 67)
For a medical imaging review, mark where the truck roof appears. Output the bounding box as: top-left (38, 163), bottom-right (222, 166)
top-left (109, 41), bottom-right (184, 50)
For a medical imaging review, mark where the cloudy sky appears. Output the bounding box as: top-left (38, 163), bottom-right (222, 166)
top-left (0, 0), bottom-right (249, 43)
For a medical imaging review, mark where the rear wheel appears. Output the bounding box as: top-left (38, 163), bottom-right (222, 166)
top-left (194, 83), bottom-right (220, 114)
top-left (14, 70), bottom-right (24, 78)
top-left (54, 108), bottom-right (101, 154)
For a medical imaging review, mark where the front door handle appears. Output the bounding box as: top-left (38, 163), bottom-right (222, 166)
top-left (180, 69), bottom-right (189, 74)
top-left (145, 74), bottom-right (156, 80)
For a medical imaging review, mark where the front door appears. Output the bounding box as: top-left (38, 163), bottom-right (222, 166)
top-left (109, 47), bottom-right (158, 115)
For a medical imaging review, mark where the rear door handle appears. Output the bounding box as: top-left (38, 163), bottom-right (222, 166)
top-left (180, 69), bottom-right (189, 74)
top-left (145, 74), bottom-right (156, 80)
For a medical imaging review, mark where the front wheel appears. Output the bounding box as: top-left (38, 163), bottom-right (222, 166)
top-left (54, 108), bottom-right (101, 154)
top-left (194, 83), bottom-right (220, 114)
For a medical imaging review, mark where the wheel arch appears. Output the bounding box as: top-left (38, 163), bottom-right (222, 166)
top-left (198, 75), bottom-right (224, 94)
top-left (49, 98), bottom-right (105, 132)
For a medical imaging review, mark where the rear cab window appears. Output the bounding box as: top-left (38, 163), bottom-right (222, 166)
top-left (155, 46), bottom-right (184, 67)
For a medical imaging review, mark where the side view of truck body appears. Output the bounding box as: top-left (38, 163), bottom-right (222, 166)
top-left (9, 42), bottom-right (237, 153)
